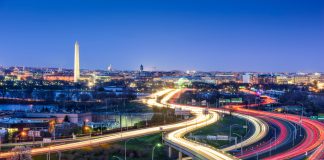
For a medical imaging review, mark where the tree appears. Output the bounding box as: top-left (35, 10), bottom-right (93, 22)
top-left (63, 115), bottom-right (70, 123)
top-left (9, 146), bottom-right (32, 160)
top-left (56, 93), bottom-right (66, 102)
top-left (80, 94), bottom-right (91, 102)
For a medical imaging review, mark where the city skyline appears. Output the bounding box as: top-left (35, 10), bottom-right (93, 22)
top-left (1, 1), bottom-right (324, 160)
top-left (0, 0), bottom-right (323, 72)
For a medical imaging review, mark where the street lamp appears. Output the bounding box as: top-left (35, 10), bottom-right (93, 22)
top-left (229, 124), bottom-right (242, 142)
top-left (233, 133), bottom-right (243, 155)
top-left (286, 121), bottom-right (297, 146)
top-left (20, 131), bottom-right (27, 137)
top-left (152, 143), bottom-right (162, 160)
top-left (269, 125), bottom-right (277, 156)
top-left (297, 102), bottom-right (304, 137)
top-left (297, 102), bottom-right (304, 120)
top-left (49, 120), bottom-right (56, 140)
top-left (20, 131), bottom-right (27, 142)
top-left (51, 150), bottom-right (61, 160)
top-left (84, 126), bottom-right (92, 138)
top-left (100, 122), bottom-right (103, 135)
top-left (124, 138), bottom-right (134, 160)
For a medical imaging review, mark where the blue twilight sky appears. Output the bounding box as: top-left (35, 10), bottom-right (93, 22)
top-left (0, 0), bottom-right (323, 72)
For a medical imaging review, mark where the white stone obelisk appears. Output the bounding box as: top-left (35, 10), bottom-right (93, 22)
top-left (74, 41), bottom-right (80, 82)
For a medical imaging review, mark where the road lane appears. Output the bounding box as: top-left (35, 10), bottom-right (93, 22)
top-left (239, 89), bottom-right (324, 159)
top-left (0, 89), bottom-right (204, 158)
top-left (162, 89), bottom-right (239, 160)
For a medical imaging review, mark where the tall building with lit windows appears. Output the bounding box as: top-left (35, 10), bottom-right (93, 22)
top-left (74, 41), bottom-right (80, 82)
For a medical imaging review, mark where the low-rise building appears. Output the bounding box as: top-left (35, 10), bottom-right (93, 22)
top-left (257, 74), bottom-right (276, 84)
top-left (25, 112), bottom-right (92, 124)
top-left (293, 75), bottom-right (310, 85)
top-left (0, 118), bottom-right (49, 131)
top-left (43, 74), bottom-right (74, 82)
top-left (276, 75), bottom-right (290, 84)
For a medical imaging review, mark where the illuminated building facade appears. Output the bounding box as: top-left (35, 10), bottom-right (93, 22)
top-left (43, 74), bottom-right (74, 82)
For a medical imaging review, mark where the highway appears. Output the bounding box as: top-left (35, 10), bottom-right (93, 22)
top-left (238, 89), bottom-right (324, 159)
top-left (168, 89), bottom-right (270, 154)
top-left (0, 89), bottom-right (176, 148)
top-left (0, 89), bottom-right (240, 160)
top-left (151, 89), bottom-right (324, 160)
top-left (261, 112), bottom-right (324, 160)
top-left (308, 134), bottom-right (324, 160)
top-left (0, 89), bottom-right (210, 158)
top-left (221, 112), bottom-right (268, 153)
top-left (2, 88), bottom-right (323, 159)
top-left (164, 112), bottom-right (238, 160)
top-left (236, 116), bottom-right (290, 159)
top-left (171, 88), bottom-right (324, 159)
top-left (161, 89), bottom-right (239, 160)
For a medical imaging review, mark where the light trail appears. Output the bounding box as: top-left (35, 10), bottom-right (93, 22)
top-left (261, 113), bottom-right (324, 160)
top-left (4, 88), bottom-right (320, 160)
top-left (308, 139), bottom-right (324, 160)
top-left (166, 89), bottom-right (269, 154)
top-left (239, 89), bottom-right (324, 159)
top-left (165, 112), bottom-right (238, 160)
top-left (0, 89), bottom-right (205, 158)
top-left (221, 112), bottom-right (268, 152)
top-left (163, 88), bottom-right (324, 159)
top-left (0, 89), bottom-right (175, 148)
top-left (0, 118), bottom-right (205, 158)
top-left (237, 117), bottom-right (288, 158)
top-left (162, 89), bottom-right (239, 160)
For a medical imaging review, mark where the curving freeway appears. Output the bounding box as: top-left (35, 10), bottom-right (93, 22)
top-left (1, 88), bottom-right (323, 160)
top-left (0, 89), bottom-right (212, 158)
top-left (162, 89), bottom-right (271, 159)
top-left (221, 112), bottom-right (268, 153)
top-left (167, 89), bottom-right (270, 154)
top-left (236, 116), bottom-right (289, 159)
top-left (164, 112), bottom-right (238, 160)
top-left (0, 89), bottom-right (241, 160)
top-left (238, 89), bottom-right (324, 159)
top-left (156, 89), bottom-right (324, 160)
top-left (171, 88), bottom-right (324, 159)
top-left (161, 89), bottom-right (239, 160)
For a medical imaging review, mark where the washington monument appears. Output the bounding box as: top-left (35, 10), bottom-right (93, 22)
top-left (74, 41), bottom-right (80, 82)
